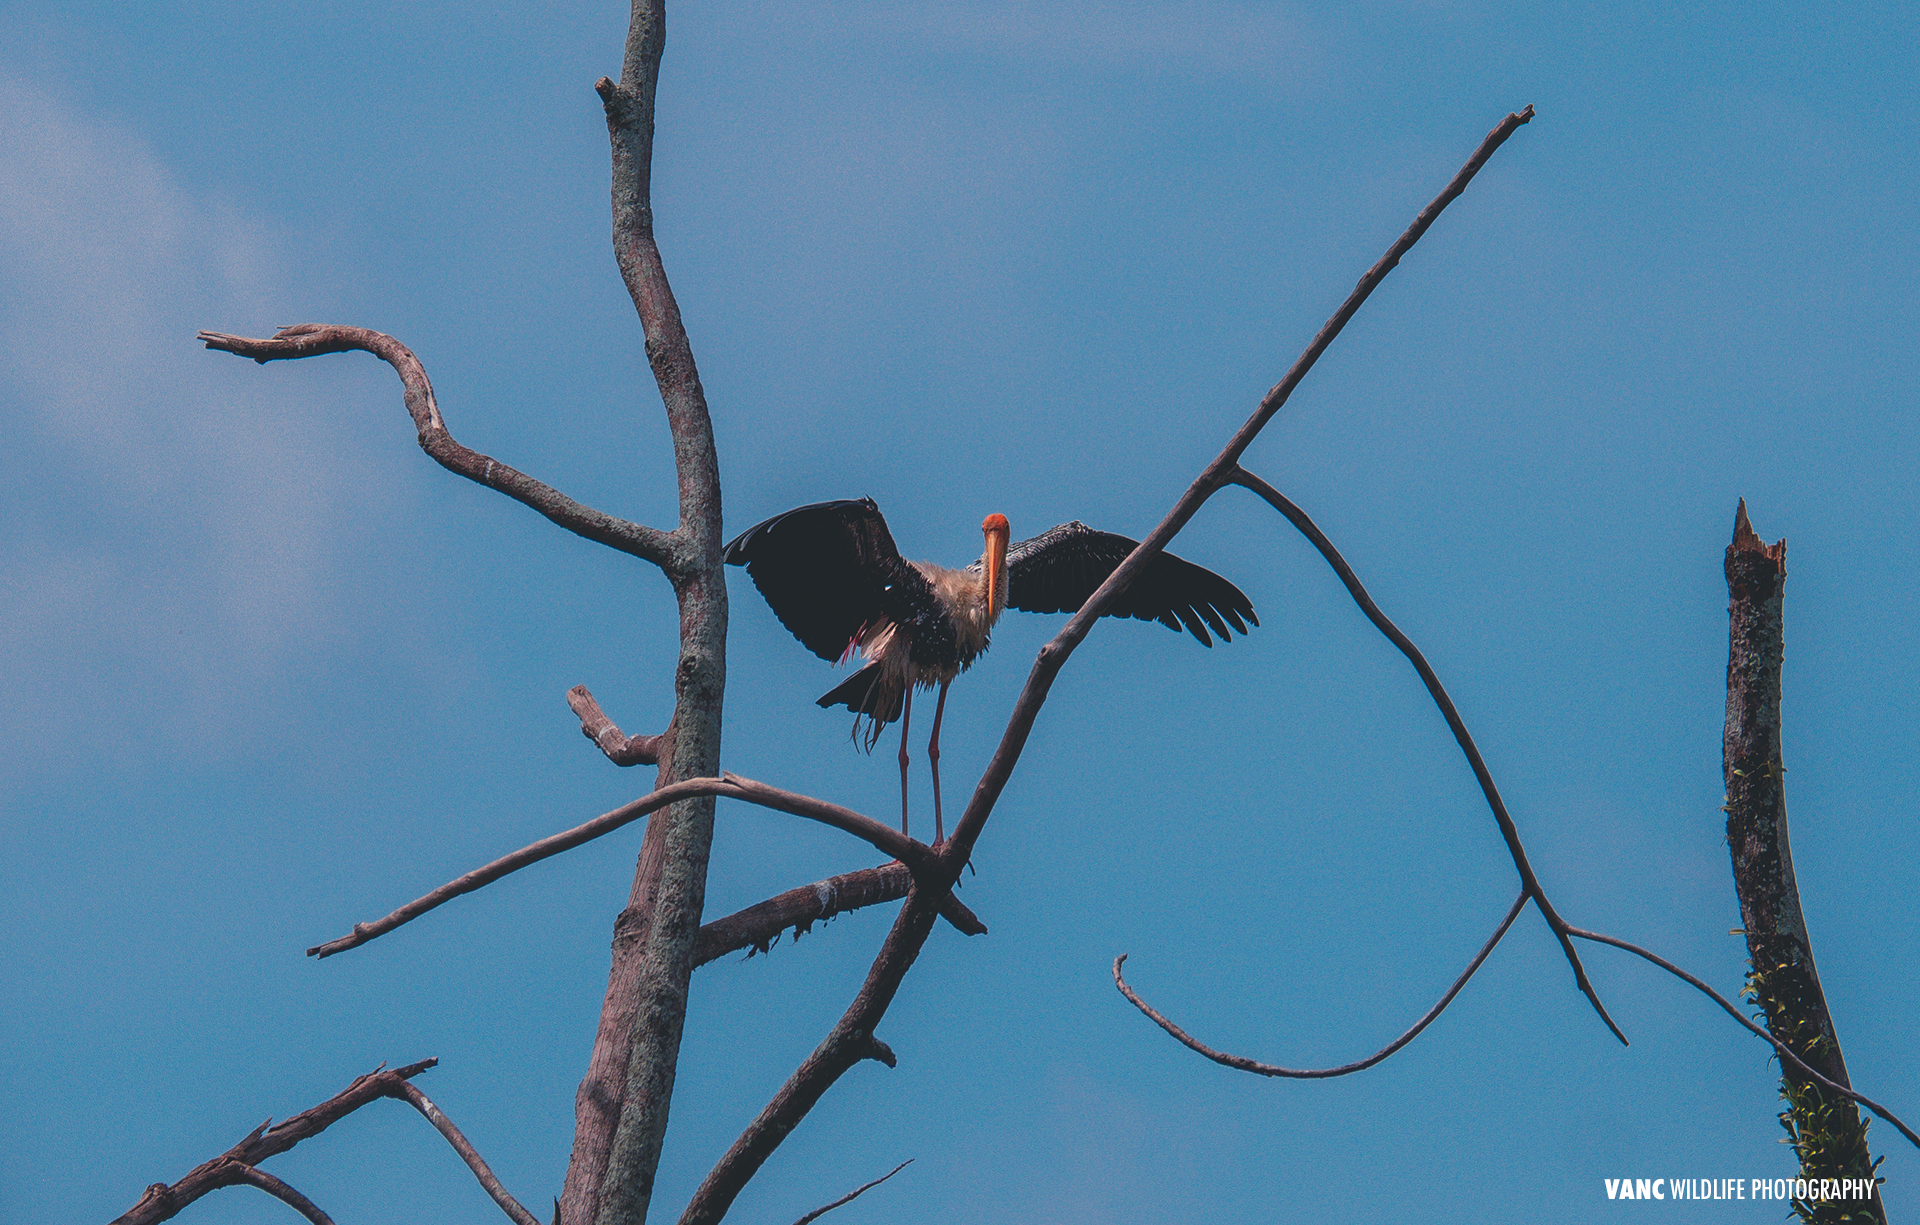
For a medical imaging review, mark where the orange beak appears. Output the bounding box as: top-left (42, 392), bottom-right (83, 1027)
top-left (982, 513), bottom-right (1010, 614)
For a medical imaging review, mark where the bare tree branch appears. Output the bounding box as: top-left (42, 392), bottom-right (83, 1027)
top-left (678, 887), bottom-right (933, 1225)
top-left (570, 686), bottom-right (668, 766)
top-left (714, 774), bottom-right (935, 871)
top-left (201, 14), bottom-right (734, 1217)
top-left (790, 1161), bottom-right (912, 1225)
top-left (228, 1167), bottom-right (336, 1225)
top-left (1564, 925), bottom-right (1920, 1152)
top-left (937, 106), bottom-right (1539, 867)
top-left (677, 107), bottom-right (1544, 1225)
top-left (113, 1059), bottom-right (546, 1225)
top-left (111, 1059), bottom-right (437, 1225)
top-left (695, 864), bottom-right (985, 967)
top-left (1113, 889), bottom-right (1527, 1078)
top-left (197, 325), bottom-right (677, 569)
top-left (309, 775), bottom-right (935, 959)
top-left (1226, 465), bottom-right (1626, 1044)
top-left (392, 1082), bottom-right (542, 1225)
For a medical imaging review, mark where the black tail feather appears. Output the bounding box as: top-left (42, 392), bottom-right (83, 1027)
top-left (815, 663), bottom-right (901, 750)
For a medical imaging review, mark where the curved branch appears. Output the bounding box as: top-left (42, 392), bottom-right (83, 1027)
top-left (1227, 466), bottom-right (1625, 1045)
top-left (1565, 926), bottom-right (1920, 1152)
top-left (309, 775), bottom-right (932, 958)
top-left (112, 1059), bottom-right (437, 1225)
top-left (229, 1167), bottom-right (336, 1225)
top-left (791, 1160), bottom-right (912, 1225)
top-left (197, 325), bottom-right (676, 569)
top-left (1114, 889), bottom-right (1527, 1078)
top-left (714, 774), bottom-right (933, 870)
top-left (391, 1082), bottom-right (541, 1225)
top-left (679, 108), bottom-right (1542, 1225)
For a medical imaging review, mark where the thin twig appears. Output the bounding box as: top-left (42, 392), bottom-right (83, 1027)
top-left (568, 685), bottom-right (667, 766)
top-left (1227, 465), bottom-right (1626, 1044)
top-left (791, 1160), bottom-right (912, 1225)
top-left (677, 107), bottom-right (1541, 1225)
top-left (1114, 890), bottom-right (1527, 1077)
top-left (112, 1060), bottom-right (437, 1225)
top-left (1564, 926), bottom-right (1920, 1152)
top-left (392, 1082), bottom-right (541, 1225)
top-left (308, 775), bottom-right (933, 958)
top-left (695, 864), bottom-right (985, 968)
top-left (197, 326), bottom-right (677, 570)
top-left (229, 1167), bottom-right (336, 1225)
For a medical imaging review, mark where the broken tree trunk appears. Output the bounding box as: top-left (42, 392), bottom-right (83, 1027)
top-left (1722, 499), bottom-right (1885, 1224)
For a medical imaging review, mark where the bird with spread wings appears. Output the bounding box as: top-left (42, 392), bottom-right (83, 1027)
top-left (725, 497), bottom-right (1257, 842)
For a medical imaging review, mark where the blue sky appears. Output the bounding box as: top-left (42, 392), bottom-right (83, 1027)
top-left (5, 2), bottom-right (1917, 1222)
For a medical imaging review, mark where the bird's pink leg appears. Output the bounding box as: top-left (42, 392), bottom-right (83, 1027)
top-left (928, 678), bottom-right (952, 845)
top-left (896, 687), bottom-right (913, 837)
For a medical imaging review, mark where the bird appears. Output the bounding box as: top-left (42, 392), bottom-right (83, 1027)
top-left (723, 497), bottom-right (1258, 844)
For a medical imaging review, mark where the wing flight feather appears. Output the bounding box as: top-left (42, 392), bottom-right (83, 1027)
top-left (1000, 521), bottom-right (1258, 646)
top-left (723, 498), bottom-right (955, 666)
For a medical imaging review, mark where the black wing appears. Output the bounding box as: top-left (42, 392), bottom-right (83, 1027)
top-left (1000, 521), bottom-right (1258, 646)
top-left (723, 498), bottom-right (958, 668)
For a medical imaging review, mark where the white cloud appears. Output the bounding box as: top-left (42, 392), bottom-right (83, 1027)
top-left (0, 78), bottom-right (390, 772)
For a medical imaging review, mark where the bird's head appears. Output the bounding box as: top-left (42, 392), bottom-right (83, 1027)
top-left (981, 513), bottom-right (1010, 615)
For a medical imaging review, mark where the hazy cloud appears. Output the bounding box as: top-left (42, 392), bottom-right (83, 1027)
top-left (0, 78), bottom-right (389, 772)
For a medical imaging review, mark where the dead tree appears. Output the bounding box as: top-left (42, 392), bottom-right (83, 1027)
top-left (115, 2), bottom-right (1914, 1222)
top-left (1725, 503), bottom-right (1887, 1223)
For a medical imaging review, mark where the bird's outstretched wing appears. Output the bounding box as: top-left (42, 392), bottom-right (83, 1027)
top-left (723, 498), bottom-right (956, 666)
top-left (998, 521), bottom-right (1258, 646)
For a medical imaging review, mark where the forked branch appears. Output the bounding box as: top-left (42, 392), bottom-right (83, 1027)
top-left (1565, 926), bottom-right (1920, 1152)
top-left (112, 1059), bottom-right (438, 1225)
top-left (679, 107), bottom-right (1545, 1225)
top-left (1113, 890), bottom-right (1527, 1078)
top-left (1143, 483), bottom-right (1914, 1149)
top-left (309, 776), bottom-right (945, 958)
top-left (938, 106), bottom-right (1540, 868)
top-left (679, 887), bottom-right (940, 1225)
top-left (1227, 466), bottom-right (1624, 1042)
top-left (114, 1059), bottom-right (545, 1225)
top-left (197, 325), bottom-right (677, 570)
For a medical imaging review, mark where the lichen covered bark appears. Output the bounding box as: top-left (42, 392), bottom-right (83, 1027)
top-left (1723, 501), bottom-right (1883, 1224)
